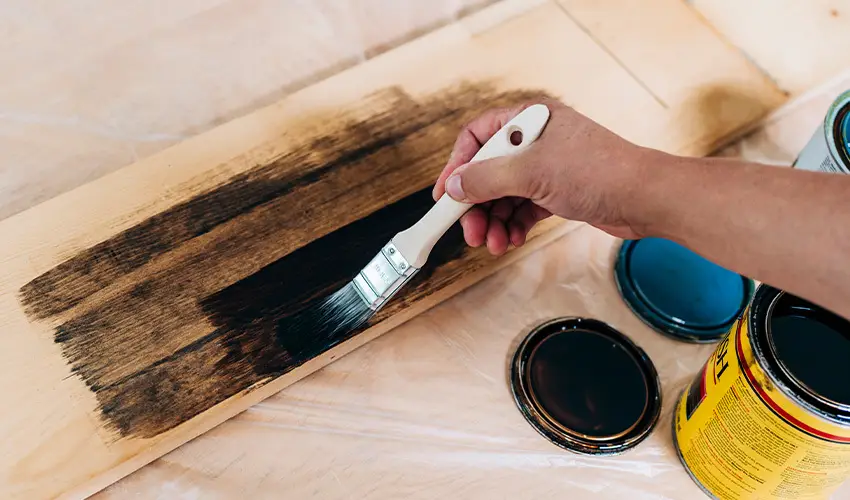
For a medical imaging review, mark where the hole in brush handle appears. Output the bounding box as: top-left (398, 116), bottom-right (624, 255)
top-left (509, 128), bottom-right (524, 146)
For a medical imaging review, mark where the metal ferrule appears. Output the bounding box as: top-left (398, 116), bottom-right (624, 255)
top-left (352, 241), bottom-right (419, 312)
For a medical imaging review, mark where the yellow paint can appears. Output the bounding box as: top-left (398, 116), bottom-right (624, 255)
top-left (674, 285), bottom-right (850, 499)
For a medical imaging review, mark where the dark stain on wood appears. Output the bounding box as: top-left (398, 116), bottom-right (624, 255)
top-left (204, 189), bottom-right (467, 371)
top-left (18, 82), bottom-right (551, 438)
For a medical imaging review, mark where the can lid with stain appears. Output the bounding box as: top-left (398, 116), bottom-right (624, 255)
top-left (510, 317), bottom-right (661, 455)
top-left (615, 238), bottom-right (754, 343)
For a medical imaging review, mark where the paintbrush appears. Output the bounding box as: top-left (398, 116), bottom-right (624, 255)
top-left (278, 104), bottom-right (551, 351)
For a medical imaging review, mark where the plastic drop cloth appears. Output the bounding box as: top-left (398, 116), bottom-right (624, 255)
top-left (97, 74), bottom-right (850, 499)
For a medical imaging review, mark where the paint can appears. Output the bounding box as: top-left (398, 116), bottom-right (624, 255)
top-left (615, 238), bottom-right (754, 343)
top-left (673, 285), bottom-right (850, 499)
top-left (510, 317), bottom-right (661, 455)
top-left (793, 90), bottom-right (850, 174)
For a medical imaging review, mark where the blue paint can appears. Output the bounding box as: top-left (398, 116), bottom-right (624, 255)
top-left (614, 238), bottom-right (754, 343)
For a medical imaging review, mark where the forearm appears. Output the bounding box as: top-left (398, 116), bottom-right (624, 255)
top-left (633, 150), bottom-right (850, 318)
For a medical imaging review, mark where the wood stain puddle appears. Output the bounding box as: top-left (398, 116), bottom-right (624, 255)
top-left (18, 82), bottom-right (552, 439)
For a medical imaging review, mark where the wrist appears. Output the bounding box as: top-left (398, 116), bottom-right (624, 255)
top-left (621, 147), bottom-right (686, 239)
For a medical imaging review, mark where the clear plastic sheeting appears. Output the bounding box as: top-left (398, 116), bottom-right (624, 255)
top-left (0, 0), bottom-right (494, 220)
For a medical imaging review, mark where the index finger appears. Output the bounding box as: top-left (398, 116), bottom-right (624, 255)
top-left (432, 104), bottom-right (529, 200)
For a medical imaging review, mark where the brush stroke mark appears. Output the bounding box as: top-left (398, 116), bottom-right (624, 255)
top-left (206, 188), bottom-right (467, 372)
top-left (19, 83), bottom-right (552, 438)
top-left (21, 93), bottom-right (433, 320)
top-left (21, 84), bottom-right (545, 321)
top-left (94, 189), bottom-right (468, 437)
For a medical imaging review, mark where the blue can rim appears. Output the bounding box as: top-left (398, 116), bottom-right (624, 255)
top-left (614, 239), bottom-right (755, 343)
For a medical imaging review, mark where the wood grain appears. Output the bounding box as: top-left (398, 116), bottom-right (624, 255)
top-left (0, 1), bottom-right (784, 498)
top-left (0, 0), bottom-right (499, 221)
top-left (691, 0), bottom-right (850, 95)
top-left (715, 70), bottom-right (850, 165)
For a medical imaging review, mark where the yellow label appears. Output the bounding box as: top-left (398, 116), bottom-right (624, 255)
top-left (674, 315), bottom-right (850, 499)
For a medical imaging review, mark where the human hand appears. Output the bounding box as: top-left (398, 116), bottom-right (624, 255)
top-left (433, 99), bottom-right (652, 255)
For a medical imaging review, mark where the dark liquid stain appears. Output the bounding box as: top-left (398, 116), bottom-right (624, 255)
top-left (529, 329), bottom-right (648, 437)
top-left (770, 294), bottom-right (850, 406)
top-left (205, 188), bottom-right (467, 376)
top-left (19, 83), bottom-right (551, 438)
top-left (94, 189), bottom-right (466, 438)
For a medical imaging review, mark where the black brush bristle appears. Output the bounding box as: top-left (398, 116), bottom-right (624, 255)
top-left (275, 282), bottom-right (375, 359)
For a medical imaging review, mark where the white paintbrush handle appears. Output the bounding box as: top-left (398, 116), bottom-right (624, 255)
top-left (393, 104), bottom-right (551, 268)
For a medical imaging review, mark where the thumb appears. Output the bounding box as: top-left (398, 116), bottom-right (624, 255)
top-left (444, 153), bottom-right (537, 203)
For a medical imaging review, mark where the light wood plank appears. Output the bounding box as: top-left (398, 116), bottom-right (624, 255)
top-left (716, 69), bottom-right (850, 163)
top-left (691, 0), bottom-right (850, 94)
top-left (558, 0), bottom-right (786, 152)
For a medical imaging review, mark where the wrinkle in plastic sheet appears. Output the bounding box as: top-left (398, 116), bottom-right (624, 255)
top-left (100, 225), bottom-right (722, 499)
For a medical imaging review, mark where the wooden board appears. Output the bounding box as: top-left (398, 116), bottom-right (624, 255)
top-left (691, 0), bottom-right (850, 95)
top-left (0, 1), bottom-right (784, 498)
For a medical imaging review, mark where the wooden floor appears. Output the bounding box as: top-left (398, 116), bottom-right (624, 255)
top-left (691, 0), bottom-right (850, 94)
top-left (1, 1), bottom-right (849, 498)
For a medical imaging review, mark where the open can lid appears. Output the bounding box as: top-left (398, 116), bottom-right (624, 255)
top-left (510, 317), bottom-right (661, 455)
top-left (827, 89), bottom-right (850, 170)
top-left (615, 238), bottom-right (754, 343)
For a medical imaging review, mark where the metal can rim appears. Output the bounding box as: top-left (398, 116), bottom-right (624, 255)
top-left (614, 239), bottom-right (755, 343)
top-left (824, 90), bottom-right (850, 170)
top-left (509, 317), bottom-right (662, 455)
top-left (749, 285), bottom-right (850, 426)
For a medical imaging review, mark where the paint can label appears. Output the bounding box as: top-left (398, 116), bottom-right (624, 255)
top-left (674, 314), bottom-right (850, 499)
top-left (794, 124), bottom-right (848, 174)
top-left (793, 90), bottom-right (850, 175)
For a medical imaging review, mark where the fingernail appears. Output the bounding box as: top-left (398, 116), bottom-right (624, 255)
top-left (445, 175), bottom-right (465, 201)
